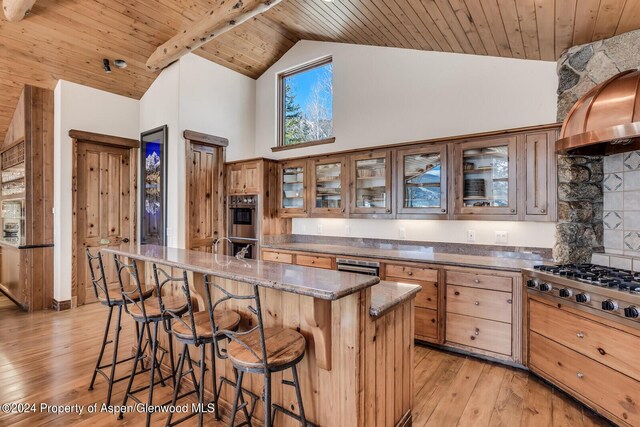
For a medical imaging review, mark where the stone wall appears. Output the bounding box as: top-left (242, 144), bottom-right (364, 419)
top-left (553, 30), bottom-right (640, 263)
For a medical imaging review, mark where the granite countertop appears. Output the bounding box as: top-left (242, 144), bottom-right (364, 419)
top-left (261, 242), bottom-right (549, 272)
top-left (370, 281), bottom-right (422, 319)
top-left (102, 244), bottom-right (380, 301)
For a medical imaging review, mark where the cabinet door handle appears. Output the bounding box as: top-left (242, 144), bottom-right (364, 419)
top-left (386, 209), bottom-right (391, 213)
top-left (540, 208), bottom-right (546, 213)
top-left (475, 328), bottom-right (480, 335)
top-left (474, 279), bottom-right (480, 283)
top-left (407, 271), bottom-right (413, 276)
top-left (576, 331), bottom-right (585, 338)
top-left (576, 372), bottom-right (584, 379)
top-left (510, 209), bottom-right (515, 213)
top-left (507, 299), bottom-right (512, 304)
top-left (474, 301), bottom-right (480, 306)
top-left (122, 238), bottom-right (130, 243)
top-left (441, 209), bottom-right (446, 213)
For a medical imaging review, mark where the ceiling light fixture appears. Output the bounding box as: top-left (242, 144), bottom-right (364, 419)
top-left (103, 59), bottom-right (112, 74)
top-left (114, 59), bottom-right (128, 69)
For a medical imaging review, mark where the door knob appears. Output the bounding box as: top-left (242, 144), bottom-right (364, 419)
top-left (122, 238), bottom-right (130, 243)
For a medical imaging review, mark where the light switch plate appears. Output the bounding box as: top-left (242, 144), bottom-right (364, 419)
top-left (467, 230), bottom-right (476, 243)
top-left (495, 231), bottom-right (508, 244)
top-left (399, 227), bottom-right (406, 239)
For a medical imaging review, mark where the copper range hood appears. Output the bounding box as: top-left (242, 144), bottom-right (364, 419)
top-left (557, 69), bottom-right (640, 155)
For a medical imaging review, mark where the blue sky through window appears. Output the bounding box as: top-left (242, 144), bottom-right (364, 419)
top-left (286, 63), bottom-right (333, 119)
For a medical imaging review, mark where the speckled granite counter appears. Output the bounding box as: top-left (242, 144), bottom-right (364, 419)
top-left (103, 244), bottom-right (379, 300)
top-left (370, 281), bottom-right (422, 319)
top-left (262, 235), bottom-right (552, 272)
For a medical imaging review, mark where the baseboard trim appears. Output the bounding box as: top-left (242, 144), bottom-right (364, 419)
top-left (53, 299), bottom-right (72, 311)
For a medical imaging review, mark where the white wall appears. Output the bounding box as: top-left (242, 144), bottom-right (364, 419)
top-left (139, 53), bottom-right (256, 249)
top-left (255, 40), bottom-right (557, 159)
top-left (255, 40), bottom-right (559, 248)
top-left (54, 80), bottom-right (140, 302)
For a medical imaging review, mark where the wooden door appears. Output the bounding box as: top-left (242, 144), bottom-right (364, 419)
top-left (279, 159), bottom-right (308, 217)
top-left (76, 142), bottom-right (134, 305)
top-left (523, 131), bottom-right (557, 221)
top-left (242, 162), bottom-right (261, 194)
top-left (228, 163), bottom-right (244, 195)
top-left (349, 150), bottom-right (393, 217)
top-left (186, 142), bottom-right (223, 252)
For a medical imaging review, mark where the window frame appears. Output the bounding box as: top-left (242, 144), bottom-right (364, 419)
top-left (275, 56), bottom-right (335, 151)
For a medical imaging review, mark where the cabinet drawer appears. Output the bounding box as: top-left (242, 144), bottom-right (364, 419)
top-left (414, 281), bottom-right (437, 310)
top-left (386, 264), bottom-right (438, 282)
top-left (447, 285), bottom-right (512, 323)
top-left (296, 254), bottom-right (333, 270)
top-left (415, 307), bottom-right (438, 340)
top-left (262, 251), bottom-right (293, 264)
top-left (530, 332), bottom-right (640, 427)
top-left (446, 270), bottom-right (512, 292)
top-left (446, 312), bottom-right (511, 355)
top-left (530, 299), bottom-right (640, 382)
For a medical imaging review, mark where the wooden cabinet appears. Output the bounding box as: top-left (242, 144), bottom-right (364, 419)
top-left (522, 131), bottom-right (557, 221)
top-left (296, 254), bottom-right (333, 269)
top-left (445, 267), bottom-right (521, 363)
top-left (527, 296), bottom-right (640, 427)
top-left (279, 160), bottom-right (307, 217)
top-left (261, 250), bottom-right (293, 264)
top-left (349, 150), bottom-right (393, 217)
top-left (396, 144), bottom-right (447, 217)
top-left (310, 155), bottom-right (348, 217)
top-left (228, 160), bottom-right (261, 195)
top-left (385, 262), bottom-right (442, 343)
top-left (453, 136), bottom-right (518, 217)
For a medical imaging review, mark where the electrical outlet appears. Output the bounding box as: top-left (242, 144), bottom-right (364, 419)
top-left (467, 230), bottom-right (476, 243)
top-left (399, 227), bottom-right (406, 239)
top-left (301, 224), bottom-right (307, 233)
top-left (495, 231), bottom-right (508, 244)
top-left (345, 225), bottom-right (351, 236)
top-left (317, 224), bottom-right (323, 234)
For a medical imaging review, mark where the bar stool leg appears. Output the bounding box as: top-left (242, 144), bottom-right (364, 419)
top-left (145, 322), bottom-right (160, 427)
top-left (119, 320), bottom-right (146, 419)
top-left (264, 371), bottom-right (272, 427)
top-left (105, 304), bottom-right (124, 406)
top-left (89, 305), bottom-right (114, 391)
top-left (291, 365), bottom-right (308, 427)
top-left (166, 344), bottom-right (187, 427)
top-left (198, 344), bottom-right (206, 426)
top-left (210, 342), bottom-right (220, 421)
top-left (166, 321), bottom-right (177, 388)
top-left (229, 370), bottom-right (245, 426)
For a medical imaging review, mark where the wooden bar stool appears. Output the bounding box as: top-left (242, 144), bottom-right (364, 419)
top-left (153, 264), bottom-right (242, 426)
top-left (114, 255), bottom-right (182, 427)
top-left (204, 274), bottom-right (315, 427)
top-left (86, 249), bottom-right (154, 406)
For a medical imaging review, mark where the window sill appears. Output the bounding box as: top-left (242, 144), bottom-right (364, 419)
top-left (271, 137), bottom-right (336, 152)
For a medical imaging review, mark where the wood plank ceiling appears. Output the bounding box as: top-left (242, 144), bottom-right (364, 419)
top-left (1, 0), bottom-right (640, 143)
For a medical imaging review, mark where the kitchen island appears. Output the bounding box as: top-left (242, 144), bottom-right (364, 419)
top-left (103, 244), bottom-right (420, 427)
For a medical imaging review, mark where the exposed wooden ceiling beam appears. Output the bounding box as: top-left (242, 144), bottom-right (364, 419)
top-left (146, 0), bottom-right (284, 72)
top-left (3, 0), bottom-right (37, 22)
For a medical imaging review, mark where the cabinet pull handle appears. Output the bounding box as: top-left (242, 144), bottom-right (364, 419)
top-left (474, 301), bottom-right (480, 306)
top-left (475, 328), bottom-right (480, 335)
top-left (576, 372), bottom-right (584, 379)
top-left (540, 208), bottom-right (546, 213)
top-left (386, 209), bottom-right (391, 213)
top-left (507, 299), bottom-right (512, 304)
top-left (510, 209), bottom-right (515, 213)
top-left (407, 271), bottom-right (413, 276)
top-left (474, 279), bottom-right (480, 283)
top-left (441, 209), bottom-right (446, 213)
top-left (576, 332), bottom-right (585, 338)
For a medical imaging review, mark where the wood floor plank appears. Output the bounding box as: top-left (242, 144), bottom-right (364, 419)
top-left (520, 375), bottom-right (554, 427)
top-left (457, 363), bottom-right (507, 426)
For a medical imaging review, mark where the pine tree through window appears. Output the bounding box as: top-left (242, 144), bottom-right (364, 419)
top-left (278, 57), bottom-right (333, 147)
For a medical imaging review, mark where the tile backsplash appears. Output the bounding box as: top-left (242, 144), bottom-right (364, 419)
top-left (603, 151), bottom-right (640, 257)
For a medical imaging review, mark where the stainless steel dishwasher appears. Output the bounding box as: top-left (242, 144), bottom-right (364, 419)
top-left (336, 258), bottom-right (380, 276)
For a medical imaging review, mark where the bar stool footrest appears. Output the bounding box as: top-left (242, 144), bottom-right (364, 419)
top-left (272, 404), bottom-right (318, 427)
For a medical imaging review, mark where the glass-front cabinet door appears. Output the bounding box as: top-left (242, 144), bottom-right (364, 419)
top-left (454, 137), bottom-right (518, 215)
top-left (279, 160), bottom-right (307, 217)
top-left (396, 145), bottom-right (447, 216)
top-left (350, 150), bottom-right (393, 216)
top-left (311, 156), bottom-right (347, 216)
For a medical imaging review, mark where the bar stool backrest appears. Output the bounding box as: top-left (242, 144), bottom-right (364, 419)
top-left (204, 274), bottom-right (269, 371)
top-left (153, 264), bottom-right (198, 343)
top-left (86, 249), bottom-right (111, 304)
top-left (113, 254), bottom-right (149, 318)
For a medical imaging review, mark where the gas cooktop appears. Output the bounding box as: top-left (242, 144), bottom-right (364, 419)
top-left (533, 263), bottom-right (640, 294)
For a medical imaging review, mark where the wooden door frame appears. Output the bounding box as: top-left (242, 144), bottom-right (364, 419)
top-left (71, 129), bottom-right (139, 307)
top-left (183, 130), bottom-right (228, 250)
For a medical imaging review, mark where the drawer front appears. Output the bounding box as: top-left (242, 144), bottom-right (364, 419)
top-left (447, 285), bottom-right (512, 323)
top-left (530, 332), bottom-right (640, 427)
top-left (530, 299), bottom-right (640, 382)
top-left (262, 251), bottom-right (293, 264)
top-left (446, 270), bottom-right (512, 292)
top-left (446, 312), bottom-right (511, 355)
top-left (414, 281), bottom-right (438, 310)
top-left (296, 254), bottom-right (333, 270)
top-left (386, 264), bottom-right (438, 282)
top-left (415, 307), bottom-right (438, 340)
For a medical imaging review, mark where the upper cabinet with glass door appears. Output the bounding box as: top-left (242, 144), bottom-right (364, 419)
top-left (311, 156), bottom-right (347, 216)
top-left (454, 137), bottom-right (518, 216)
top-left (396, 145), bottom-right (447, 217)
top-left (279, 160), bottom-right (307, 217)
top-left (349, 150), bottom-right (393, 217)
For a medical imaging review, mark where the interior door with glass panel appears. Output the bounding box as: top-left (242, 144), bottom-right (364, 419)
top-left (279, 160), bottom-right (307, 217)
top-left (350, 150), bottom-right (393, 216)
top-left (311, 156), bottom-right (347, 216)
top-left (455, 137), bottom-right (518, 215)
top-left (397, 145), bottom-right (447, 216)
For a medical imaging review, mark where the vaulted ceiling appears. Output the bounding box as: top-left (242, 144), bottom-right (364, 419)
top-left (1, 0), bottom-right (640, 142)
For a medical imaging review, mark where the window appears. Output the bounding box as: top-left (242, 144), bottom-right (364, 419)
top-left (278, 57), bottom-right (333, 148)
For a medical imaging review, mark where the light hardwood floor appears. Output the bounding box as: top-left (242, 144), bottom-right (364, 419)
top-left (0, 295), bottom-right (611, 426)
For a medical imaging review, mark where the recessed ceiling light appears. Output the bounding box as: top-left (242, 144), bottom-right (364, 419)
top-left (323, 0), bottom-right (334, 3)
top-left (114, 59), bottom-right (128, 69)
